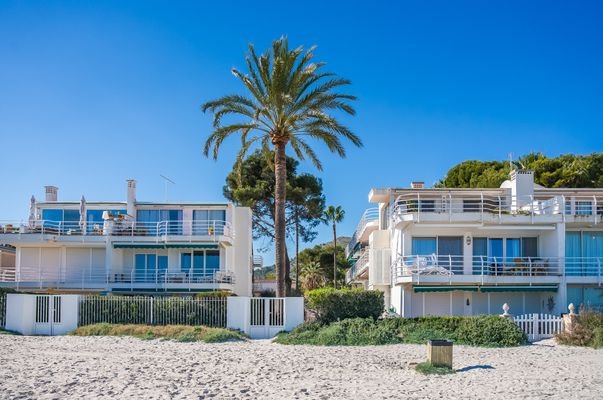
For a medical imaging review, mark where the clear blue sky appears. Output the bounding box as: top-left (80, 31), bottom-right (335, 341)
top-left (1, 1), bottom-right (602, 264)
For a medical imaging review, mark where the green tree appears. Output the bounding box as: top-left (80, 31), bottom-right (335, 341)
top-left (223, 149), bottom-right (325, 291)
top-left (300, 261), bottom-right (324, 291)
top-left (202, 38), bottom-right (361, 297)
top-left (297, 243), bottom-right (349, 290)
top-left (436, 153), bottom-right (603, 189)
top-left (323, 205), bottom-right (345, 288)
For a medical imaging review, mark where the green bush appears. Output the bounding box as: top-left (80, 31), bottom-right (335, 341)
top-left (456, 315), bottom-right (527, 347)
top-left (556, 310), bottom-right (603, 349)
top-left (306, 288), bottom-right (384, 324)
top-left (275, 315), bottom-right (528, 347)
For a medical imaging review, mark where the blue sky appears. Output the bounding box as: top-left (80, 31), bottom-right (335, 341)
top-left (1, 1), bottom-right (602, 264)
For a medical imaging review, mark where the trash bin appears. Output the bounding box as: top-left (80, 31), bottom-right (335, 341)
top-left (427, 339), bottom-right (453, 368)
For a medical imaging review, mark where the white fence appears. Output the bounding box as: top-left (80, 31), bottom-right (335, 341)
top-left (0, 293), bottom-right (6, 328)
top-left (78, 295), bottom-right (228, 327)
top-left (4, 294), bottom-right (304, 338)
top-left (514, 313), bottom-right (564, 341)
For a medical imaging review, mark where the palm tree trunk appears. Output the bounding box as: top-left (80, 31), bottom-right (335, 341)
top-left (333, 222), bottom-right (337, 288)
top-left (274, 142), bottom-right (287, 297)
top-left (295, 206), bottom-right (299, 291)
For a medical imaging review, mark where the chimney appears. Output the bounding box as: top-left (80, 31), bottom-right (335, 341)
top-left (44, 186), bottom-right (58, 202)
top-left (411, 181), bottom-right (425, 189)
top-left (509, 169), bottom-right (534, 209)
top-left (126, 179), bottom-right (137, 218)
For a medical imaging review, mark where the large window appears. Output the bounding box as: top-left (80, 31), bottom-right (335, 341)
top-left (566, 231), bottom-right (603, 276)
top-left (193, 209), bottom-right (226, 235)
top-left (86, 209), bottom-right (127, 233)
top-left (137, 209), bottom-right (183, 235)
top-left (41, 209), bottom-right (81, 233)
top-left (180, 250), bottom-right (221, 278)
top-left (134, 254), bottom-right (168, 281)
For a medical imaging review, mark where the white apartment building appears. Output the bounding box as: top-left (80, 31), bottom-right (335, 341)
top-left (346, 170), bottom-right (603, 317)
top-left (0, 181), bottom-right (253, 296)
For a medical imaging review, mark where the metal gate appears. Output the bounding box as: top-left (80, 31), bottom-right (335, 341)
top-left (514, 313), bottom-right (563, 341)
top-left (248, 297), bottom-right (285, 339)
top-left (33, 295), bottom-right (62, 335)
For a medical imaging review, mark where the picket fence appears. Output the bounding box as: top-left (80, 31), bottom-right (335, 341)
top-left (513, 313), bottom-right (564, 341)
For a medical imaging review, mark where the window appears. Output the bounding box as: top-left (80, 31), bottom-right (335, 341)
top-left (180, 250), bottom-right (221, 277)
top-left (193, 209), bottom-right (226, 235)
top-left (86, 209), bottom-right (127, 233)
top-left (137, 209), bottom-right (183, 235)
top-left (463, 199), bottom-right (481, 212)
top-left (576, 201), bottom-right (592, 216)
top-left (411, 237), bottom-right (436, 255)
top-left (135, 254), bottom-right (167, 280)
top-left (41, 209), bottom-right (81, 233)
top-left (419, 200), bottom-right (435, 212)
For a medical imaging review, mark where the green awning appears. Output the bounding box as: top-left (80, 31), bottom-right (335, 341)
top-left (113, 243), bottom-right (219, 249)
top-left (413, 286), bottom-right (479, 293)
top-left (480, 285), bottom-right (558, 293)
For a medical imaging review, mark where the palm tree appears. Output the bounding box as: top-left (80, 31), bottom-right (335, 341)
top-left (323, 205), bottom-right (345, 288)
top-left (202, 38), bottom-right (361, 297)
top-left (301, 261), bottom-right (324, 291)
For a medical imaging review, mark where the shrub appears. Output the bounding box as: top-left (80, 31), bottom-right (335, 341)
top-left (70, 323), bottom-right (246, 343)
top-left (275, 315), bottom-right (527, 347)
top-left (456, 315), bottom-right (527, 347)
top-left (556, 310), bottom-right (603, 348)
top-left (306, 288), bottom-right (384, 324)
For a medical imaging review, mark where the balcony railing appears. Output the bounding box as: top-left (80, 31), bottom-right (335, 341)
top-left (391, 193), bottom-right (603, 224)
top-left (391, 255), bottom-right (603, 280)
top-left (0, 266), bottom-right (236, 290)
top-left (345, 208), bottom-right (379, 257)
top-left (0, 219), bottom-right (234, 239)
top-left (346, 250), bottom-right (370, 283)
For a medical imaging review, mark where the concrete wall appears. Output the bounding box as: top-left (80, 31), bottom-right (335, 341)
top-left (5, 294), bottom-right (79, 335)
top-left (231, 207), bottom-right (253, 296)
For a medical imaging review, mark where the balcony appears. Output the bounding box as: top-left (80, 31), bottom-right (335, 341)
top-left (391, 193), bottom-right (603, 228)
top-left (345, 250), bottom-right (370, 283)
top-left (0, 219), bottom-right (235, 244)
top-left (345, 208), bottom-right (379, 258)
top-left (0, 266), bottom-right (236, 292)
top-left (391, 255), bottom-right (602, 286)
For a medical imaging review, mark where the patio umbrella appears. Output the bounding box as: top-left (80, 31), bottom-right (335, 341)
top-left (79, 196), bottom-right (87, 233)
top-left (28, 195), bottom-right (36, 226)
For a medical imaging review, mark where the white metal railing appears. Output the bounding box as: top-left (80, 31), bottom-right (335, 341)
top-left (346, 249), bottom-right (370, 283)
top-left (78, 295), bottom-right (228, 327)
top-left (391, 255), bottom-right (603, 280)
top-left (0, 266), bottom-right (236, 290)
top-left (345, 208), bottom-right (379, 257)
top-left (0, 219), bottom-right (234, 239)
top-left (391, 193), bottom-right (603, 224)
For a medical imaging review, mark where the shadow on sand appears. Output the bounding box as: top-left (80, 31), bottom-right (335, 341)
top-left (456, 365), bottom-right (495, 372)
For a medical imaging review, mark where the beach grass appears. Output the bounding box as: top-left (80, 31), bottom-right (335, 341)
top-left (415, 362), bottom-right (456, 375)
top-left (70, 323), bottom-right (246, 343)
top-left (0, 328), bottom-right (20, 336)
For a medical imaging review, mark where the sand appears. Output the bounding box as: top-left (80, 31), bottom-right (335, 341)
top-left (0, 335), bottom-right (601, 399)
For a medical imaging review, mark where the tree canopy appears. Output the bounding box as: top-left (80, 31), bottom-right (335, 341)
top-left (223, 149), bottom-right (325, 249)
top-left (436, 153), bottom-right (603, 188)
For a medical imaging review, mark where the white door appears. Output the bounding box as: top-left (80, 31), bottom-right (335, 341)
top-left (33, 295), bottom-right (62, 335)
top-left (248, 298), bottom-right (285, 339)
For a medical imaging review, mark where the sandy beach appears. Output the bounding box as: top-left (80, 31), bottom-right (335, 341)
top-left (0, 335), bottom-right (601, 400)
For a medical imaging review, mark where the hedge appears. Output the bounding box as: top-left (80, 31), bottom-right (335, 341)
top-left (306, 288), bottom-right (384, 323)
top-left (275, 315), bottom-right (528, 347)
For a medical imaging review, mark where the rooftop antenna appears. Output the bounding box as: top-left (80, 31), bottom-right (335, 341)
top-left (159, 174), bottom-right (175, 202)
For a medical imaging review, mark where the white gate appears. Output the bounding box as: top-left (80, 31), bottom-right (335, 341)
top-left (33, 295), bottom-right (62, 335)
top-left (514, 313), bottom-right (563, 341)
top-left (248, 297), bottom-right (285, 339)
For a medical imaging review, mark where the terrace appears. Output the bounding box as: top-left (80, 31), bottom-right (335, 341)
top-left (0, 219), bottom-right (235, 244)
top-left (391, 192), bottom-right (603, 228)
top-left (345, 208), bottom-right (379, 258)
